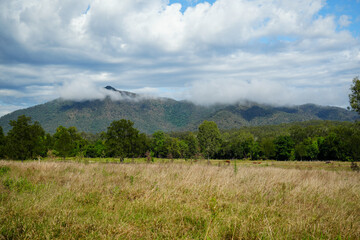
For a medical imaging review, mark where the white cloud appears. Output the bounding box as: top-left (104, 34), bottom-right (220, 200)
top-left (338, 15), bottom-right (351, 28)
top-left (187, 77), bottom-right (349, 107)
top-left (58, 81), bottom-right (106, 101)
top-left (0, 0), bottom-right (335, 56)
top-left (0, 0), bottom-right (359, 115)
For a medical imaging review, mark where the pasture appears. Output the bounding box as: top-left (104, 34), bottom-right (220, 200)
top-left (0, 160), bottom-right (359, 239)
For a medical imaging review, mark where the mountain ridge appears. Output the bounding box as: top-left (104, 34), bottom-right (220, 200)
top-left (0, 86), bottom-right (358, 134)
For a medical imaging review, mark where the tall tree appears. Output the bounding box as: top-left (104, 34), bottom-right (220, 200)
top-left (53, 126), bottom-right (73, 159)
top-left (105, 119), bottom-right (140, 161)
top-left (5, 115), bottom-right (45, 160)
top-left (259, 137), bottom-right (276, 160)
top-left (53, 126), bottom-right (85, 159)
top-left (133, 133), bottom-right (150, 158)
top-left (183, 132), bottom-right (199, 158)
top-left (164, 136), bottom-right (181, 159)
top-left (197, 120), bottom-right (221, 159)
top-left (349, 122), bottom-right (360, 161)
top-left (295, 137), bottom-right (319, 160)
top-left (152, 131), bottom-right (167, 158)
top-left (274, 135), bottom-right (294, 161)
top-left (229, 132), bottom-right (256, 159)
top-left (318, 132), bottom-right (342, 161)
top-left (349, 76), bottom-right (360, 114)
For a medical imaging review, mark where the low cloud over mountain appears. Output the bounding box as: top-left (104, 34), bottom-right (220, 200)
top-left (0, 87), bottom-right (358, 134)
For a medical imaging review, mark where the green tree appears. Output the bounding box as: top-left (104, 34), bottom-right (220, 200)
top-left (164, 136), bottom-right (181, 159)
top-left (133, 133), bottom-right (150, 157)
top-left (349, 122), bottom-right (360, 161)
top-left (40, 133), bottom-right (54, 157)
top-left (182, 132), bottom-right (199, 158)
top-left (178, 140), bottom-right (190, 159)
top-left (259, 137), bottom-right (276, 159)
top-left (295, 137), bottom-right (319, 160)
top-left (5, 115), bottom-right (45, 160)
top-left (85, 140), bottom-right (106, 158)
top-left (68, 127), bottom-right (87, 156)
top-left (105, 119), bottom-right (140, 161)
top-left (318, 132), bottom-right (344, 161)
top-left (53, 126), bottom-right (85, 159)
top-left (0, 126), bottom-right (5, 158)
top-left (152, 131), bottom-right (167, 158)
top-left (231, 132), bottom-right (256, 159)
top-left (349, 76), bottom-right (360, 114)
top-left (197, 121), bottom-right (221, 159)
top-left (217, 133), bottom-right (232, 159)
top-left (53, 126), bottom-right (73, 159)
top-left (274, 135), bottom-right (294, 161)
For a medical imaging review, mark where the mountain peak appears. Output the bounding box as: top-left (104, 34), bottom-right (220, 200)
top-left (104, 86), bottom-right (137, 98)
top-left (104, 86), bottom-right (117, 91)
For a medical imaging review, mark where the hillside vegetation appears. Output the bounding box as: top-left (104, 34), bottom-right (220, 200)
top-left (0, 87), bottom-right (358, 134)
top-left (0, 161), bottom-right (359, 239)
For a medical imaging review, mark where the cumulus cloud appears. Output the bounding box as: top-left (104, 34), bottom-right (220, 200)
top-left (0, 0), bottom-right (359, 116)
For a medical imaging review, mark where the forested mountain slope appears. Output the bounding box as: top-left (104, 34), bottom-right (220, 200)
top-left (0, 86), bottom-right (358, 134)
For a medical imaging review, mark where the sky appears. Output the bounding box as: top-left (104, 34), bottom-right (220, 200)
top-left (0, 0), bottom-right (360, 117)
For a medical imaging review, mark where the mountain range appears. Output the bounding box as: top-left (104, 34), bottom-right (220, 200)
top-left (0, 86), bottom-right (358, 134)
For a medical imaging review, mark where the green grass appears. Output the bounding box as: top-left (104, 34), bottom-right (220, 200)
top-left (0, 160), bottom-right (359, 239)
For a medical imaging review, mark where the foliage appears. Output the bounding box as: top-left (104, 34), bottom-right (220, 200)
top-left (182, 132), bottom-right (199, 159)
top-left (105, 119), bottom-right (142, 161)
top-left (5, 115), bottom-right (45, 160)
top-left (164, 136), bottom-right (181, 159)
top-left (53, 126), bottom-right (85, 159)
top-left (197, 121), bottom-right (221, 159)
top-left (349, 76), bottom-right (360, 114)
top-left (295, 137), bottom-right (319, 160)
top-left (318, 132), bottom-right (342, 161)
top-left (349, 123), bottom-right (360, 161)
top-left (85, 140), bottom-right (106, 158)
top-left (0, 93), bottom-right (358, 135)
top-left (274, 136), bottom-right (294, 161)
top-left (1, 114), bottom-right (360, 161)
top-left (0, 126), bottom-right (5, 158)
top-left (259, 137), bottom-right (276, 159)
top-left (151, 131), bottom-right (167, 158)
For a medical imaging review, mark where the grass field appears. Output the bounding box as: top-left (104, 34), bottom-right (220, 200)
top-left (0, 160), bottom-right (359, 239)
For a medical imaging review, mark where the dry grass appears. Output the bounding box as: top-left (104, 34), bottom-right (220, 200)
top-left (0, 160), bottom-right (359, 239)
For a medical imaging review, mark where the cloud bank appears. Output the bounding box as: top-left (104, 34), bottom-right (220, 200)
top-left (0, 0), bottom-right (359, 115)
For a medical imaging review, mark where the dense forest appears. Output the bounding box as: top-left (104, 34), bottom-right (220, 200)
top-left (0, 115), bottom-right (359, 162)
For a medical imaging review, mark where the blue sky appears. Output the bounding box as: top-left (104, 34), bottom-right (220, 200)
top-left (170, 0), bottom-right (217, 11)
top-left (0, 0), bottom-right (359, 116)
top-left (319, 0), bottom-right (360, 36)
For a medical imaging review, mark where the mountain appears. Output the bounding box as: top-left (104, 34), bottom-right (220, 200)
top-left (0, 86), bottom-right (358, 134)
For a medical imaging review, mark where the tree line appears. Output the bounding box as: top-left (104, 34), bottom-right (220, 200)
top-left (0, 115), bottom-right (359, 161)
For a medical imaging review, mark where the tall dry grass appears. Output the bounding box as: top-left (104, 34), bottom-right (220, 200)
top-left (0, 160), bottom-right (359, 239)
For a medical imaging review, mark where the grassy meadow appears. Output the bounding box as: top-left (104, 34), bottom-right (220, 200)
top-left (0, 159), bottom-right (359, 239)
